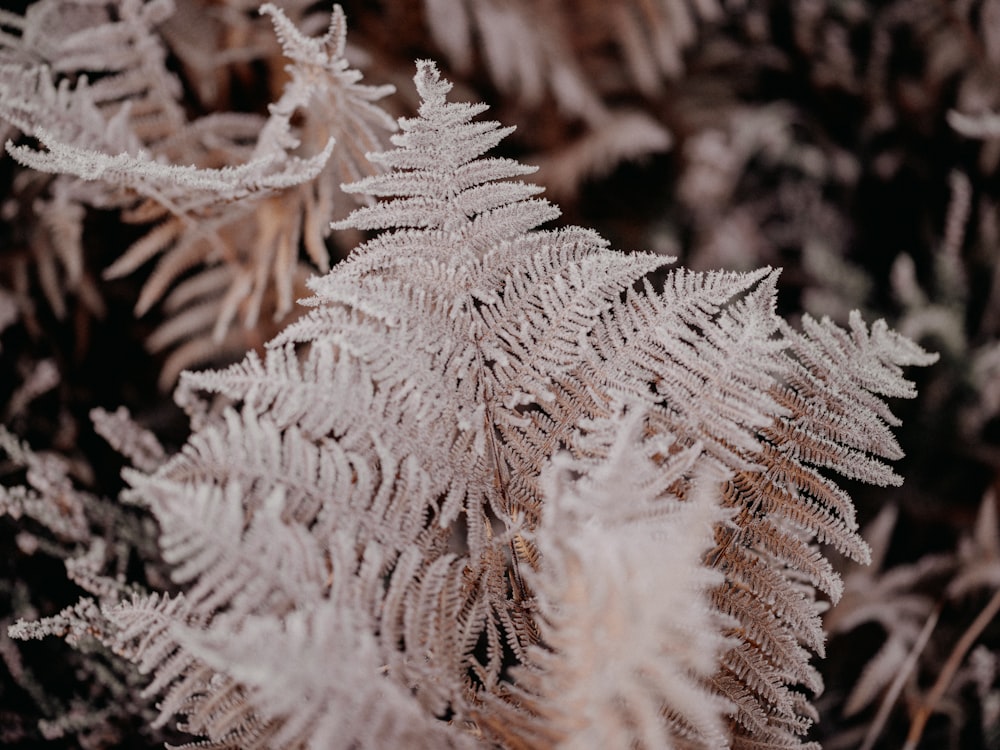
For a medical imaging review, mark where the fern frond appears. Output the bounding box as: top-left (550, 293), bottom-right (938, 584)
top-left (493, 410), bottom-right (732, 750)
top-left (6, 130), bottom-right (333, 215)
top-left (333, 59), bottom-right (559, 248)
top-left (57, 59), bottom-right (935, 750)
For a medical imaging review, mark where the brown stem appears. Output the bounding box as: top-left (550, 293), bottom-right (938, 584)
top-left (859, 601), bottom-right (942, 750)
top-left (903, 587), bottom-right (1000, 750)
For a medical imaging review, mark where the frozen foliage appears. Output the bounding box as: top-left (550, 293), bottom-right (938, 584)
top-left (0, 1), bottom-right (396, 384)
top-left (7, 60), bottom-right (936, 749)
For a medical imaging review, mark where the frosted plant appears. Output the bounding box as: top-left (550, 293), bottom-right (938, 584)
top-left (0, 1), bottom-right (395, 384)
top-left (10, 60), bottom-right (934, 750)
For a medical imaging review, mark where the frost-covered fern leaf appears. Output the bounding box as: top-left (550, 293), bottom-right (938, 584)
top-left (0, 1), bottom-right (396, 384)
top-left (0, 0), bottom-right (185, 141)
top-left (486, 409), bottom-right (735, 750)
top-left (121, 2), bottom-right (396, 384)
top-left (23, 60), bottom-right (936, 749)
top-left (6, 130), bottom-right (333, 214)
top-left (256, 3), bottom-right (397, 203)
top-left (0, 0), bottom-right (182, 319)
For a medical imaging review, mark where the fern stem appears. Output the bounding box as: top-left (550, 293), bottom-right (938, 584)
top-left (859, 600), bottom-right (942, 750)
top-left (903, 587), bottom-right (1000, 750)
